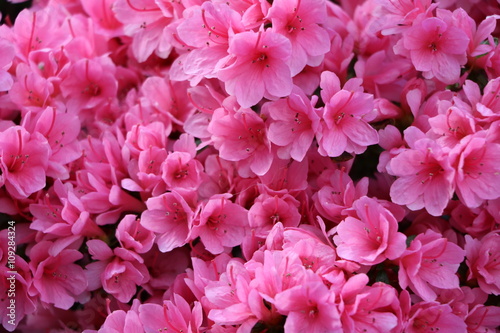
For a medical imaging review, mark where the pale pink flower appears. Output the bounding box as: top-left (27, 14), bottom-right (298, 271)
top-left (208, 105), bottom-right (273, 176)
top-left (218, 30), bottom-right (293, 107)
top-left (401, 12), bottom-right (469, 84)
top-left (334, 196), bottom-right (407, 265)
top-left (28, 240), bottom-right (88, 310)
top-left (190, 193), bottom-right (248, 254)
top-left (427, 106), bottom-right (477, 150)
top-left (398, 230), bottom-right (465, 301)
top-left (465, 231), bottom-right (500, 295)
top-left (0, 126), bottom-right (50, 199)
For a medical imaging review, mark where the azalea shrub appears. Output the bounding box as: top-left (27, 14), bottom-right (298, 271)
top-left (1, 0), bottom-right (500, 332)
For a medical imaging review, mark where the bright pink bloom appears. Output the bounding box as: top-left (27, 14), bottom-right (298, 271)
top-left (401, 13), bottom-right (469, 84)
top-left (450, 134), bottom-right (500, 208)
top-left (334, 196), bottom-right (407, 265)
top-left (29, 179), bottom-right (103, 237)
top-left (340, 275), bottom-right (401, 333)
top-left (116, 215), bottom-right (155, 254)
top-left (218, 30), bottom-right (293, 107)
top-left (398, 230), bottom-right (465, 301)
top-left (268, 0), bottom-right (330, 75)
top-left (60, 57), bottom-right (118, 112)
top-left (427, 106), bottom-right (477, 149)
top-left (465, 231), bottom-right (500, 295)
top-left (313, 168), bottom-right (368, 224)
top-left (264, 86), bottom-right (320, 162)
top-left (389, 128), bottom-right (455, 216)
top-left (191, 194), bottom-right (248, 254)
top-left (404, 299), bottom-right (467, 333)
top-left (162, 151), bottom-right (204, 190)
top-left (85, 240), bottom-right (150, 303)
top-left (317, 71), bottom-right (379, 157)
top-left (28, 240), bottom-right (88, 310)
top-left (113, 0), bottom-right (172, 62)
top-left (274, 280), bottom-right (342, 333)
top-left (141, 190), bottom-right (196, 252)
top-left (23, 106), bottom-right (81, 180)
top-left (0, 126), bottom-right (50, 199)
top-left (208, 105), bottom-right (273, 176)
top-left (249, 194), bottom-right (301, 230)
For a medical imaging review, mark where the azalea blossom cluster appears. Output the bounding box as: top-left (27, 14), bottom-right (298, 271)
top-left (1, 0), bottom-right (500, 331)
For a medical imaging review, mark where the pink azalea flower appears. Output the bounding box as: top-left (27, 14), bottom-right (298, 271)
top-left (268, 0), bottom-right (330, 75)
top-left (190, 193), bottom-right (248, 254)
top-left (208, 105), bottom-right (273, 176)
top-left (162, 151), bottom-right (204, 190)
top-left (23, 106), bottom-right (82, 180)
top-left (264, 85), bottom-right (321, 162)
top-left (313, 168), bottom-right (368, 224)
top-left (116, 214), bottom-right (155, 254)
top-left (274, 279), bottom-right (342, 333)
top-left (334, 196), bottom-right (407, 265)
top-left (28, 240), bottom-right (88, 310)
top-left (218, 30), bottom-right (293, 107)
top-left (340, 275), bottom-right (401, 333)
top-left (60, 57), bottom-right (118, 112)
top-left (398, 230), bottom-right (465, 301)
top-left (427, 106), bottom-right (477, 150)
top-left (317, 71), bottom-right (379, 157)
top-left (141, 190), bottom-right (196, 252)
top-left (404, 300), bottom-right (466, 333)
top-left (465, 231), bottom-right (500, 295)
top-left (401, 12), bottom-right (469, 84)
top-left (139, 294), bottom-right (203, 333)
top-left (0, 126), bottom-right (50, 199)
top-left (112, 0), bottom-right (173, 62)
top-left (450, 134), bottom-right (500, 208)
top-left (85, 240), bottom-right (150, 303)
top-left (389, 128), bottom-right (456, 216)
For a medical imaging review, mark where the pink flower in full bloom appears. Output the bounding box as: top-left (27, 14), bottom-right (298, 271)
top-left (334, 196), bottom-right (407, 265)
top-left (274, 279), bottom-right (342, 333)
top-left (28, 240), bottom-right (88, 310)
top-left (218, 30), bottom-right (293, 107)
top-left (190, 193), bottom-right (248, 254)
top-left (403, 297), bottom-right (467, 332)
top-left (316, 71), bottom-right (379, 157)
top-left (389, 128), bottom-right (456, 216)
top-left (401, 13), bottom-right (469, 84)
top-left (398, 230), bottom-right (465, 301)
top-left (162, 151), bottom-right (204, 190)
top-left (0, 126), bottom-right (50, 199)
top-left (264, 86), bottom-right (321, 162)
top-left (141, 190), bottom-right (196, 252)
top-left (208, 105), bottom-right (273, 176)
top-left (268, 0), bottom-right (330, 75)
